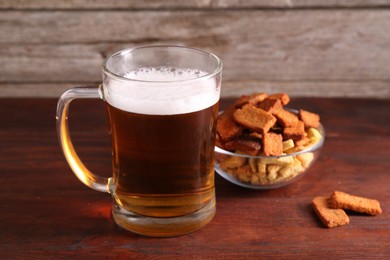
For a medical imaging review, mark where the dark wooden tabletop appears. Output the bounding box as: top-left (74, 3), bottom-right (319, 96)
top-left (0, 97), bottom-right (389, 259)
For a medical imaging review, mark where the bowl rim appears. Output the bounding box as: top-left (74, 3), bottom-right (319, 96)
top-left (214, 108), bottom-right (325, 158)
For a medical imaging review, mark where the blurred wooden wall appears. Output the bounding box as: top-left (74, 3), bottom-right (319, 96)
top-left (1, 0), bottom-right (389, 98)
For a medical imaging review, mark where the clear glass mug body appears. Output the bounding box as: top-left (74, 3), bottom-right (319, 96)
top-left (56, 46), bottom-right (223, 237)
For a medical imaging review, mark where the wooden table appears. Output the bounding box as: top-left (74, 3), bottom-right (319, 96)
top-left (0, 97), bottom-right (389, 258)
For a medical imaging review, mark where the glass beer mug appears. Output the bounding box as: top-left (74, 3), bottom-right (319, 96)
top-left (56, 46), bottom-right (222, 237)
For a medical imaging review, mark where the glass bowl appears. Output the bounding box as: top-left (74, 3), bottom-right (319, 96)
top-left (214, 111), bottom-right (325, 190)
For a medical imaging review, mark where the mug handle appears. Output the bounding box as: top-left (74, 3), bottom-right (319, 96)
top-left (56, 85), bottom-right (111, 193)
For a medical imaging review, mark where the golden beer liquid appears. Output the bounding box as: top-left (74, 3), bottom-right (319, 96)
top-left (106, 102), bottom-right (219, 218)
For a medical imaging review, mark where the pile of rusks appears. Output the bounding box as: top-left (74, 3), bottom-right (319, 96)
top-left (215, 93), bottom-right (323, 185)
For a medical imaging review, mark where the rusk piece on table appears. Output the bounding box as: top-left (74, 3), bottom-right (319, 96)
top-left (329, 191), bottom-right (382, 216)
top-left (312, 196), bottom-right (350, 228)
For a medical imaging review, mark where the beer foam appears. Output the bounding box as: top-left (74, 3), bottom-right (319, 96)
top-left (124, 67), bottom-right (207, 81)
top-left (104, 67), bottom-right (220, 115)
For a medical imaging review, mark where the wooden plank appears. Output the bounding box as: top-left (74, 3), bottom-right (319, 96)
top-left (0, 83), bottom-right (93, 98)
top-left (1, 0), bottom-right (389, 9)
top-left (222, 80), bottom-right (390, 98)
top-left (1, 9), bottom-right (390, 82)
top-left (217, 0), bottom-right (390, 8)
top-left (0, 44), bottom-right (104, 82)
top-left (3, 10), bottom-right (390, 46)
top-left (1, 81), bottom-right (389, 98)
top-left (0, 0), bottom-right (212, 10)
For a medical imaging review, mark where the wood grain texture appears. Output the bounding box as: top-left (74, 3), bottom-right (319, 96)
top-left (1, 0), bottom-right (390, 9)
top-left (217, 0), bottom-right (390, 8)
top-left (1, 81), bottom-right (389, 98)
top-left (0, 10), bottom-right (389, 98)
top-left (0, 0), bottom-right (213, 10)
top-left (1, 4), bottom-right (390, 98)
top-left (0, 97), bottom-right (389, 258)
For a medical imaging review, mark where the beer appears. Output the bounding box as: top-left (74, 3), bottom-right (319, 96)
top-left (104, 67), bottom-right (220, 218)
top-left (57, 46), bottom-right (222, 236)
